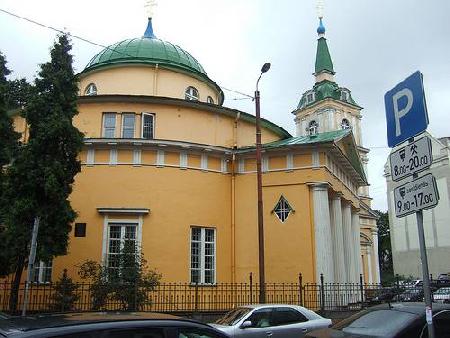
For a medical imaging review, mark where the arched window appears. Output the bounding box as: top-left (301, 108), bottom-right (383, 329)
top-left (207, 96), bottom-right (214, 104)
top-left (341, 118), bottom-right (351, 130)
top-left (84, 83), bottom-right (97, 96)
top-left (308, 120), bottom-right (319, 135)
top-left (185, 86), bottom-right (199, 101)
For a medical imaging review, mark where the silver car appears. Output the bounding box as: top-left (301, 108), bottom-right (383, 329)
top-left (210, 304), bottom-right (332, 338)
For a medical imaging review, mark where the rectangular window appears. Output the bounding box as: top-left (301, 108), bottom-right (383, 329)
top-left (103, 113), bottom-right (116, 138)
top-left (32, 260), bottom-right (52, 283)
top-left (190, 227), bottom-right (215, 284)
top-left (110, 149), bottom-right (118, 165)
top-left (142, 113), bottom-right (154, 139)
top-left (106, 223), bottom-right (138, 275)
top-left (221, 158), bottom-right (228, 173)
top-left (201, 154), bottom-right (208, 170)
top-left (286, 153), bottom-right (294, 170)
top-left (122, 113), bottom-right (135, 138)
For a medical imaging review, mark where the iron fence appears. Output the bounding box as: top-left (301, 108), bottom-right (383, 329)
top-left (2, 273), bottom-right (445, 315)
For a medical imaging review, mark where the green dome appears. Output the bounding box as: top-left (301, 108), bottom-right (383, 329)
top-left (83, 37), bottom-right (207, 76)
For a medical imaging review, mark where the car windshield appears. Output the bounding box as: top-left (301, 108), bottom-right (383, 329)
top-left (333, 309), bottom-right (418, 337)
top-left (215, 307), bottom-right (252, 326)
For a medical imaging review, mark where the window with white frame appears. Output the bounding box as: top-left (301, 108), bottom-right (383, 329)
top-left (122, 113), bottom-right (135, 138)
top-left (142, 113), bottom-right (154, 139)
top-left (32, 260), bottom-right (52, 283)
top-left (341, 118), bottom-right (351, 130)
top-left (185, 86), bottom-right (199, 101)
top-left (190, 227), bottom-right (215, 284)
top-left (308, 120), bottom-right (319, 135)
top-left (103, 113), bottom-right (116, 138)
top-left (85, 83), bottom-right (97, 96)
top-left (306, 91), bottom-right (315, 104)
top-left (106, 223), bottom-right (138, 275)
top-left (340, 90), bottom-right (349, 102)
top-left (273, 196), bottom-right (293, 223)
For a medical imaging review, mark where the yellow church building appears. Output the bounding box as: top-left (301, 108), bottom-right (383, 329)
top-left (12, 16), bottom-right (380, 287)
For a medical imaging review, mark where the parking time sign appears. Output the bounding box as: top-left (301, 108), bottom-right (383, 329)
top-left (385, 71), bottom-right (429, 147)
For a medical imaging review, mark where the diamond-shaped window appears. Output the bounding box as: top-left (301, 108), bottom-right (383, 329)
top-left (273, 196), bottom-right (294, 223)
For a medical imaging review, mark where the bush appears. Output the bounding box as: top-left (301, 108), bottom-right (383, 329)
top-left (78, 242), bottom-right (161, 311)
top-left (50, 269), bottom-right (80, 312)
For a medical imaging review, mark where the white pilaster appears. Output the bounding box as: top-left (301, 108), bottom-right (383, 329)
top-left (371, 229), bottom-right (381, 284)
top-left (341, 203), bottom-right (353, 283)
top-left (330, 195), bottom-right (346, 283)
top-left (366, 248), bottom-right (373, 284)
top-left (352, 211), bottom-right (362, 283)
top-left (312, 183), bottom-right (334, 283)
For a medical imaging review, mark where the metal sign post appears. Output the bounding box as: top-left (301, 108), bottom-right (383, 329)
top-left (385, 72), bottom-right (436, 338)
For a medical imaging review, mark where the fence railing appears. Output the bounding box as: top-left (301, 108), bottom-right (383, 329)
top-left (2, 273), bottom-right (445, 315)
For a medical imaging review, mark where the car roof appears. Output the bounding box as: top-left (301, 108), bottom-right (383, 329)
top-left (0, 312), bottom-right (203, 335)
top-left (239, 304), bottom-right (304, 309)
top-left (370, 302), bottom-right (450, 315)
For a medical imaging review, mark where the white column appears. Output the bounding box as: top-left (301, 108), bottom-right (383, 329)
top-left (366, 248), bottom-right (373, 284)
top-left (330, 195), bottom-right (346, 283)
top-left (352, 211), bottom-right (362, 283)
top-left (312, 183), bottom-right (334, 283)
top-left (371, 229), bottom-right (381, 284)
top-left (341, 203), bottom-right (353, 283)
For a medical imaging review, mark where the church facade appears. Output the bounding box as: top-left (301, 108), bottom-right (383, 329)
top-left (12, 17), bottom-right (380, 286)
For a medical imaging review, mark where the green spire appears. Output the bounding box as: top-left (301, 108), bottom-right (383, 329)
top-left (314, 18), bottom-right (334, 75)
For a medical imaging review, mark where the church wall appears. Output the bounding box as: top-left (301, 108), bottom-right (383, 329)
top-left (233, 170), bottom-right (316, 283)
top-left (79, 66), bottom-right (220, 104)
top-left (75, 102), bottom-right (281, 148)
top-left (52, 163), bottom-right (233, 283)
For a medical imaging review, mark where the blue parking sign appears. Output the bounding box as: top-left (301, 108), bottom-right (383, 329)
top-left (385, 71), bottom-right (429, 147)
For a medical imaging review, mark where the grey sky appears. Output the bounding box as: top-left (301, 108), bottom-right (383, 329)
top-left (1, 0), bottom-right (449, 211)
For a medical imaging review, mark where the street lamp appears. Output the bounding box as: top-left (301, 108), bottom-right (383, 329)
top-left (255, 62), bottom-right (270, 304)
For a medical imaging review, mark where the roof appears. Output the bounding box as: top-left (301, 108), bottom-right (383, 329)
top-left (315, 37), bottom-right (334, 75)
top-left (297, 80), bottom-right (360, 109)
top-left (81, 19), bottom-right (224, 105)
top-left (237, 129), bottom-right (368, 185)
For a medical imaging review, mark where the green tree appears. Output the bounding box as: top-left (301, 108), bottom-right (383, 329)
top-left (0, 52), bottom-right (20, 171)
top-left (376, 210), bottom-right (394, 285)
top-left (5, 78), bottom-right (33, 111)
top-left (50, 269), bottom-right (80, 312)
top-left (79, 242), bottom-right (161, 311)
top-left (0, 35), bottom-right (84, 312)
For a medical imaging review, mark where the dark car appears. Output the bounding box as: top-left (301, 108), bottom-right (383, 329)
top-left (0, 312), bottom-right (229, 338)
top-left (393, 288), bottom-right (424, 302)
top-left (306, 302), bottom-right (450, 338)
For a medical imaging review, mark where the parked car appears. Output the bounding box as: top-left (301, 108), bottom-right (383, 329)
top-left (0, 312), bottom-right (229, 338)
top-left (393, 288), bottom-right (424, 302)
top-left (306, 302), bottom-right (450, 338)
top-left (434, 287), bottom-right (450, 304)
top-left (210, 304), bottom-right (331, 338)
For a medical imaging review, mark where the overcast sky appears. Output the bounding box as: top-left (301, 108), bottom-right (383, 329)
top-left (1, 0), bottom-right (449, 211)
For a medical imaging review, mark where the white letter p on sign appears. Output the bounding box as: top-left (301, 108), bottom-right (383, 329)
top-left (393, 88), bottom-right (413, 137)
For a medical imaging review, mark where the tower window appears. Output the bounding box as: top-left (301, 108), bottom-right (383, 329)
top-left (341, 90), bottom-right (349, 102)
top-left (306, 91), bottom-right (315, 104)
top-left (103, 113), bottom-right (116, 138)
top-left (341, 118), bottom-right (351, 130)
top-left (207, 96), bottom-right (214, 104)
top-left (308, 120), bottom-right (319, 135)
top-left (273, 196), bottom-right (293, 223)
top-left (122, 113), bottom-right (135, 138)
top-left (185, 86), bottom-right (199, 101)
top-left (85, 83), bottom-right (97, 96)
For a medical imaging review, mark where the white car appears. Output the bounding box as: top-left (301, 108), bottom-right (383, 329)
top-left (433, 287), bottom-right (450, 303)
top-left (210, 304), bottom-right (332, 338)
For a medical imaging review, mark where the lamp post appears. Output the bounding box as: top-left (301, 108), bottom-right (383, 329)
top-left (255, 62), bottom-right (270, 304)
